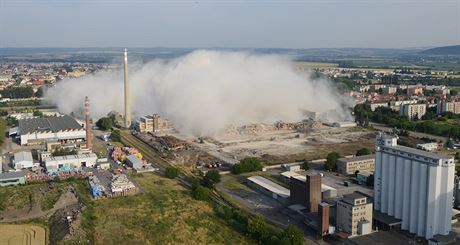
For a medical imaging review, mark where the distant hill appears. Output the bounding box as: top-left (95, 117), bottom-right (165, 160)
top-left (421, 45), bottom-right (460, 55)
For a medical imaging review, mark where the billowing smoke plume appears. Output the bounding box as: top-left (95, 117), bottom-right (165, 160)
top-left (46, 50), bottom-right (352, 135)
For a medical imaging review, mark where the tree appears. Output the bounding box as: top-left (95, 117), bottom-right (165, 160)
top-left (231, 157), bottom-right (263, 174)
top-left (34, 87), bottom-right (44, 97)
top-left (354, 170), bottom-right (360, 177)
top-left (302, 161), bottom-right (310, 171)
top-left (52, 147), bottom-right (78, 156)
top-left (279, 225), bottom-right (304, 245)
top-left (356, 148), bottom-right (370, 156)
top-left (110, 130), bottom-right (121, 142)
top-left (201, 170), bottom-right (221, 188)
top-left (325, 152), bottom-right (340, 171)
top-left (165, 166), bottom-right (180, 179)
top-left (192, 185), bottom-right (209, 201)
top-left (33, 110), bottom-right (43, 117)
top-left (247, 215), bottom-right (269, 241)
top-left (96, 117), bottom-right (113, 131)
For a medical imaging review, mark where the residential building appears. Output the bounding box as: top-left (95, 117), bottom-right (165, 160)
top-left (383, 86), bottom-right (397, 95)
top-left (13, 151), bottom-right (36, 169)
top-left (399, 104), bottom-right (426, 120)
top-left (336, 192), bottom-right (373, 237)
top-left (437, 101), bottom-right (460, 114)
top-left (369, 102), bottom-right (388, 112)
top-left (407, 86), bottom-right (424, 96)
top-left (290, 174), bottom-right (321, 212)
top-left (374, 133), bottom-right (454, 239)
top-left (337, 155), bottom-right (375, 175)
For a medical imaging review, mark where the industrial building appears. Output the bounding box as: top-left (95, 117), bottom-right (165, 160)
top-left (399, 103), bottom-right (426, 120)
top-left (416, 142), bottom-right (438, 152)
top-left (13, 151), bottom-right (35, 169)
top-left (247, 176), bottom-right (290, 204)
top-left (374, 133), bottom-right (454, 239)
top-left (136, 114), bottom-right (172, 133)
top-left (44, 153), bottom-right (97, 174)
top-left (337, 155), bottom-right (375, 175)
top-left (0, 171), bottom-right (27, 186)
top-left (17, 115), bottom-right (86, 145)
top-left (126, 154), bottom-right (143, 169)
top-left (281, 171), bottom-right (337, 199)
top-left (290, 174), bottom-right (321, 212)
top-left (336, 192), bottom-right (373, 237)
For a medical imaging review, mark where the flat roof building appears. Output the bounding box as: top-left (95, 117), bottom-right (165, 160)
top-left (13, 151), bottom-right (36, 169)
top-left (337, 155), bottom-right (375, 175)
top-left (0, 171), bottom-right (27, 186)
top-left (336, 192), bottom-right (373, 237)
top-left (126, 154), bottom-right (143, 169)
top-left (45, 153), bottom-right (97, 174)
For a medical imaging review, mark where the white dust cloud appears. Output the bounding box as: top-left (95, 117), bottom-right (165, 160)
top-left (46, 50), bottom-right (352, 135)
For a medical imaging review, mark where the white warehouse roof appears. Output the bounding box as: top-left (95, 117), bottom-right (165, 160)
top-left (247, 175), bottom-right (290, 198)
top-left (14, 151), bottom-right (33, 163)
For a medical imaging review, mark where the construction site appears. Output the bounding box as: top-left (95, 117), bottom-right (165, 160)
top-left (140, 119), bottom-right (374, 166)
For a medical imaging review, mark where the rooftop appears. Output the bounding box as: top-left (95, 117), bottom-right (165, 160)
top-left (340, 192), bottom-right (368, 205)
top-left (247, 175), bottom-right (290, 198)
top-left (18, 115), bottom-right (83, 135)
top-left (44, 153), bottom-right (97, 162)
top-left (338, 154), bottom-right (375, 163)
top-left (0, 170), bottom-right (28, 179)
top-left (385, 144), bottom-right (451, 160)
top-left (14, 151), bottom-right (33, 162)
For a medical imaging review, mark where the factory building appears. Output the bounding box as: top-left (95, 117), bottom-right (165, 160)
top-left (126, 154), bottom-right (143, 169)
top-left (247, 176), bottom-right (290, 204)
top-left (13, 151), bottom-right (36, 169)
top-left (318, 202), bottom-right (330, 236)
top-left (416, 142), bottom-right (438, 152)
top-left (374, 133), bottom-right (454, 239)
top-left (44, 153), bottom-right (97, 174)
top-left (0, 171), bottom-right (27, 186)
top-left (136, 114), bottom-right (172, 133)
top-left (336, 192), bottom-right (373, 237)
top-left (18, 115), bottom-right (86, 145)
top-left (281, 171), bottom-right (337, 199)
top-left (337, 155), bottom-right (375, 175)
top-left (290, 174), bottom-right (321, 212)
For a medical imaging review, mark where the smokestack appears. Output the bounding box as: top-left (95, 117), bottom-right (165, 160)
top-left (85, 96), bottom-right (92, 149)
top-left (124, 48), bottom-right (131, 128)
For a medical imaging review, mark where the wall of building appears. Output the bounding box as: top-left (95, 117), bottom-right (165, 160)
top-left (20, 130), bottom-right (86, 145)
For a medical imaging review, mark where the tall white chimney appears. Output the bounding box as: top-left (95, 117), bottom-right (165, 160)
top-left (124, 48), bottom-right (131, 128)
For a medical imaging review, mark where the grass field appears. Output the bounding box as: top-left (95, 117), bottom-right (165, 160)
top-left (0, 182), bottom-right (68, 212)
top-left (0, 224), bottom-right (47, 245)
top-left (90, 173), bottom-right (255, 245)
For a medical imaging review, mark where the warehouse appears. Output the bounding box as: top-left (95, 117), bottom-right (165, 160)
top-left (126, 154), bottom-right (143, 169)
top-left (0, 171), bottom-right (27, 186)
top-left (18, 115), bottom-right (86, 145)
top-left (247, 175), bottom-right (290, 204)
top-left (13, 151), bottom-right (36, 169)
top-left (44, 153), bottom-right (97, 174)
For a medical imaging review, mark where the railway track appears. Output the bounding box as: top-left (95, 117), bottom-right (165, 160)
top-left (119, 131), bottom-right (229, 206)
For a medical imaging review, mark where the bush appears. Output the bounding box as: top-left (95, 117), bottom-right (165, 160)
top-left (201, 170), bottom-right (221, 188)
top-left (279, 225), bottom-right (304, 245)
top-left (192, 186), bottom-right (209, 201)
top-left (110, 130), bottom-right (121, 142)
top-left (247, 215), bottom-right (269, 241)
top-left (231, 157), bottom-right (263, 174)
top-left (302, 161), bottom-right (310, 170)
top-left (164, 166), bottom-right (180, 179)
top-left (356, 148), bottom-right (370, 156)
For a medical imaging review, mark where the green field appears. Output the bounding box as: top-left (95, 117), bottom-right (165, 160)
top-left (89, 173), bottom-right (254, 245)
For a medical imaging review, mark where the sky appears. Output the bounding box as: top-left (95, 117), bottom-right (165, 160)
top-left (0, 0), bottom-right (459, 49)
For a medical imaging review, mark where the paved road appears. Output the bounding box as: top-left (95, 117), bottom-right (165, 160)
top-left (371, 123), bottom-right (447, 143)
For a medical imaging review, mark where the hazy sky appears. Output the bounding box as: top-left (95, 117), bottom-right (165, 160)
top-left (0, 0), bottom-right (459, 48)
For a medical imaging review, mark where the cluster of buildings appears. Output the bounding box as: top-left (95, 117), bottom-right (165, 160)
top-left (135, 114), bottom-right (173, 133)
top-left (244, 133), bottom-right (457, 243)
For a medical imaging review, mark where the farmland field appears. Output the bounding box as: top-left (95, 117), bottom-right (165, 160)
top-left (0, 224), bottom-right (47, 245)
